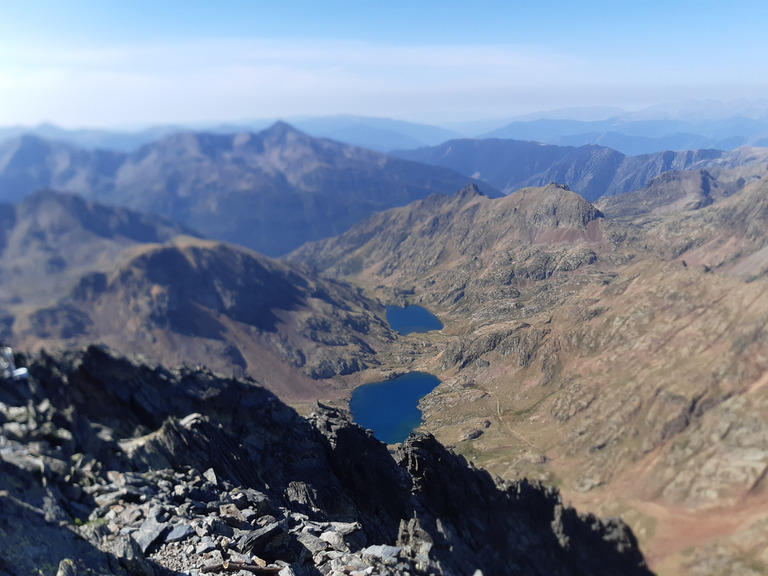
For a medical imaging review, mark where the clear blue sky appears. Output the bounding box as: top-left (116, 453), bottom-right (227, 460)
top-left (2, 0), bottom-right (767, 128)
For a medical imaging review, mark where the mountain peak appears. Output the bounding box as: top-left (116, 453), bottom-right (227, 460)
top-left (521, 182), bottom-right (604, 230)
top-left (261, 120), bottom-right (305, 139)
top-left (545, 181), bottom-right (571, 191)
top-left (455, 183), bottom-right (485, 199)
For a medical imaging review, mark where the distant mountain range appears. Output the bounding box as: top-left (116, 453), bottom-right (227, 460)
top-left (472, 100), bottom-right (768, 153)
top-left (0, 116), bottom-right (463, 154)
top-left (0, 122), bottom-right (494, 256)
top-left (5, 119), bottom-right (766, 260)
top-left (391, 139), bottom-right (768, 201)
top-left (479, 117), bottom-right (768, 155)
top-left (3, 100), bottom-right (768, 155)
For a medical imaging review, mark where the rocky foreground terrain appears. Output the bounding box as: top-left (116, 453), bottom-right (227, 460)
top-left (0, 346), bottom-right (651, 576)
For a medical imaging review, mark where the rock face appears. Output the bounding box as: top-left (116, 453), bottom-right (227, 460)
top-left (0, 124), bottom-right (498, 256)
top-left (0, 346), bottom-right (651, 576)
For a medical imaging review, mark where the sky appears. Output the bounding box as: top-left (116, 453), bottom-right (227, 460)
top-left (2, 0), bottom-right (768, 129)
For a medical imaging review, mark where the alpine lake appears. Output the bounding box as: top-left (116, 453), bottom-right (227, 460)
top-left (349, 305), bottom-right (443, 444)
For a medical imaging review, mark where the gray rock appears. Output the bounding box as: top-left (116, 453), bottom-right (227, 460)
top-left (43, 489), bottom-right (70, 524)
top-left (55, 559), bottom-right (78, 576)
top-left (295, 531), bottom-right (328, 555)
top-left (203, 467), bottom-right (218, 486)
top-left (165, 522), bottom-right (195, 543)
top-left (328, 521), bottom-right (362, 536)
top-left (196, 539), bottom-right (217, 554)
top-left (319, 530), bottom-right (346, 551)
top-left (361, 544), bottom-right (401, 564)
top-left (104, 535), bottom-right (155, 576)
top-left (219, 503), bottom-right (251, 529)
top-left (237, 522), bottom-right (282, 555)
top-left (229, 491), bottom-right (249, 510)
top-left (133, 514), bottom-right (170, 554)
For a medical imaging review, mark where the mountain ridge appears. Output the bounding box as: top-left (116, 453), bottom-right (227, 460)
top-left (0, 123), bottom-right (498, 256)
top-left (5, 99), bottom-right (768, 154)
top-left (0, 190), bottom-right (394, 401)
top-left (391, 138), bottom-right (756, 201)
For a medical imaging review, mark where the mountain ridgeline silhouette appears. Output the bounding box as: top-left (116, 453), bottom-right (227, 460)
top-left (392, 138), bottom-right (738, 200)
top-left (0, 122), bottom-right (498, 256)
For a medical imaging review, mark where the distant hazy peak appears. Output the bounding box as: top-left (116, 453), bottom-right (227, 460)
top-left (260, 120), bottom-right (307, 140)
top-left (14, 187), bottom-right (194, 244)
top-left (0, 133), bottom-right (62, 159)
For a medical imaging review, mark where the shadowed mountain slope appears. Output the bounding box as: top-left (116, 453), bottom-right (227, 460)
top-left (15, 238), bottom-right (393, 401)
top-left (0, 123), bottom-right (498, 256)
top-left (0, 191), bottom-right (393, 401)
top-left (0, 190), bottom-right (194, 339)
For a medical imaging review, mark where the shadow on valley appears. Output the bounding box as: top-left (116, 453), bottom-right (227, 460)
top-left (136, 245), bottom-right (305, 334)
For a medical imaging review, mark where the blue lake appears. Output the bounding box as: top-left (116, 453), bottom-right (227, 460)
top-left (385, 305), bottom-right (443, 335)
top-left (349, 372), bottom-right (441, 444)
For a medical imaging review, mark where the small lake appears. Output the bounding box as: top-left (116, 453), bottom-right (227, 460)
top-left (385, 305), bottom-right (443, 335)
top-left (349, 372), bottom-right (441, 444)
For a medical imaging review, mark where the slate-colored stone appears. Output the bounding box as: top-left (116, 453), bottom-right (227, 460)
top-left (237, 522), bottom-right (283, 555)
top-left (165, 522), bottom-right (195, 543)
top-left (133, 515), bottom-right (170, 554)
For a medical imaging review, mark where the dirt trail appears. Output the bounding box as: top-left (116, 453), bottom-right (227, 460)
top-left (492, 394), bottom-right (544, 453)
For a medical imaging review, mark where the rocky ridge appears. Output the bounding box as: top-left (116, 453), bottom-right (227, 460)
top-left (0, 346), bottom-right (651, 575)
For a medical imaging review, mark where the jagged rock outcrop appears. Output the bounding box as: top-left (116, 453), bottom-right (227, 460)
top-left (0, 346), bottom-right (652, 575)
